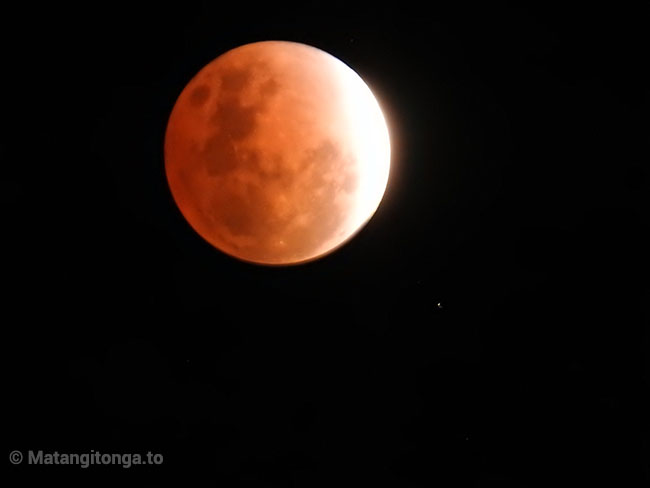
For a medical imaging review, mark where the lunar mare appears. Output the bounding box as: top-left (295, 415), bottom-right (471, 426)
top-left (164, 41), bottom-right (390, 265)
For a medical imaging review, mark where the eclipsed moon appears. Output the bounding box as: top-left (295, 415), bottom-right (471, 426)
top-left (164, 40), bottom-right (391, 265)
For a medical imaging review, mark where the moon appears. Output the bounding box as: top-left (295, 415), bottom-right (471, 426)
top-left (164, 41), bottom-right (390, 265)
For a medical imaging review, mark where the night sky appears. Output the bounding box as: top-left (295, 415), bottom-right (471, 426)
top-left (4, 2), bottom-right (648, 487)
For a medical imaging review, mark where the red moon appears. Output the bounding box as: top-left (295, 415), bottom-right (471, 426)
top-left (164, 41), bottom-right (391, 265)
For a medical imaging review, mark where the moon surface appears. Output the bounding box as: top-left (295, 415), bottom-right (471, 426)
top-left (164, 41), bottom-right (390, 265)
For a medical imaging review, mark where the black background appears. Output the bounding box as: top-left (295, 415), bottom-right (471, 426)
top-left (3, 2), bottom-right (648, 486)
